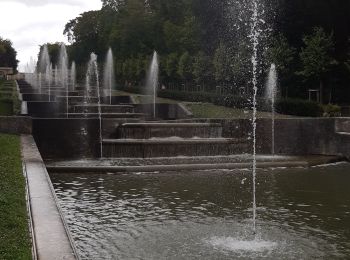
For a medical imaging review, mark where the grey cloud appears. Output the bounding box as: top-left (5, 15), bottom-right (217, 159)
top-left (8, 0), bottom-right (87, 7)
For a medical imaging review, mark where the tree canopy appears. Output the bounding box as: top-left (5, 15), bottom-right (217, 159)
top-left (0, 37), bottom-right (18, 71)
top-left (55, 0), bottom-right (350, 103)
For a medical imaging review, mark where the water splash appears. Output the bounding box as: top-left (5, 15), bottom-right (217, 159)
top-left (103, 48), bottom-right (115, 105)
top-left (208, 236), bottom-right (277, 253)
top-left (265, 64), bottom-right (278, 155)
top-left (86, 53), bottom-right (103, 158)
top-left (145, 51), bottom-right (159, 118)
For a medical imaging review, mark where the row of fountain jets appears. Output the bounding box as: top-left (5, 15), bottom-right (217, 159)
top-left (24, 44), bottom-right (116, 103)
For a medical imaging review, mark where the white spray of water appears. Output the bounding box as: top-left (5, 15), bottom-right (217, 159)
top-left (103, 48), bottom-right (115, 105)
top-left (250, 0), bottom-right (260, 235)
top-left (86, 53), bottom-right (103, 158)
top-left (59, 44), bottom-right (69, 117)
top-left (265, 64), bottom-right (277, 155)
top-left (145, 51), bottom-right (159, 118)
top-left (71, 61), bottom-right (76, 90)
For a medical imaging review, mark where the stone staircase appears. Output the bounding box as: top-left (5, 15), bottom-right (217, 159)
top-left (102, 122), bottom-right (248, 158)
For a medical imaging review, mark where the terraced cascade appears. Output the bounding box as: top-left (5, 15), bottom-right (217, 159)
top-left (102, 122), bottom-right (249, 158)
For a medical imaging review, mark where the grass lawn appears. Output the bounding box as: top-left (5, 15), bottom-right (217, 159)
top-left (0, 134), bottom-right (31, 260)
top-left (185, 102), bottom-right (295, 119)
top-left (113, 90), bottom-right (294, 119)
top-left (0, 80), bottom-right (19, 116)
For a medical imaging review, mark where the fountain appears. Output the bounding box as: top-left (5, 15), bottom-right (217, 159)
top-left (145, 51), bottom-right (159, 118)
top-left (46, 64), bottom-right (52, 101)
top-left (86, 53), bottom-right (103, 158)
top-left (70, 61), bottom-right (76, 91)
top-left (265, 64), bottom-right (278, 155)
top-left (58, 44), bottom-right (69, 117)
top-left (103, 48), bottom-right (115, 105)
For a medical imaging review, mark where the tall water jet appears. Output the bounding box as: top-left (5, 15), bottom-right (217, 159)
top-left (71, 61), bottom-right (76, 90)
top-left (59, 44), bottom-right (69, 117)
top-left (103, 48), bottom-right (115, 105)
top-left (250, 0), bottom-right (260, 235)
top-left (54, 65), bottom-right (58, 86)
top-left (39, 44), bottom-right (50, 74)
top-left (145, 51), bottom-right (159, 118)
top-left (86, 53), bottom-right (103, 158)
top-left (46, 64), bottom-right (52, 101)
top-left (265, 64), bottom-right (278, 155)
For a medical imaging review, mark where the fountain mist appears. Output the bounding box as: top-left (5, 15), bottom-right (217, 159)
top-left (103, 48), bottom-right (115, 105)
top-left (71, 61), bottom-right (76, 90)
top-left (59, 44), bottom-right (69, 117)
top-left (86, 53), bottom-right (103, 158)
top-left (145, 51), bottom-right (159, 118)
top-left (265, 64), bottom-right (278, 155)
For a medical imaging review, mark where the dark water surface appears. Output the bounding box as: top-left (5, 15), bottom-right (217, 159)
top-left (51, 163), bottom-right (350, 259)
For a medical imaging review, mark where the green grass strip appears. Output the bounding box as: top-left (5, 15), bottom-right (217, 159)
top-left (0, 134), bottom-right (31, 260)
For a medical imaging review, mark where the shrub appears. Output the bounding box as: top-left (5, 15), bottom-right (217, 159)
top-left (323, 104), bottom-right (341, 117)
top-left (275, 98), bottom-right (323, 117)
top-left (0, 99), bottom-right (14, 116)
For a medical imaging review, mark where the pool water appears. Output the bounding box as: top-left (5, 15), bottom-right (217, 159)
top-left (51, 163), bottom-right (350, 259)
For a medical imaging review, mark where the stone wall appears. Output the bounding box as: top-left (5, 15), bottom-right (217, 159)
top-left (180, 117), bottom-right (350, 159)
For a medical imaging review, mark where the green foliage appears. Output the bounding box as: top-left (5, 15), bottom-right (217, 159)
top-left (276, 98), bottom-right (323, 117)
top-left (267, 33), bottom-right (296, 76)
top-left (193, 51), bottom-right (212, 84)
top-left (177, 52), bottom-right (193, 81)
top-left (0, 37), bottom-right (18, 72)
top-left (299, 27), bottom-right (336, 80)
top-left (323, 103), bottom-right (341, 117)
top-left (0, 134), bottom-right (31, 260)
top-left (213, 43), bottom-right (231, 83)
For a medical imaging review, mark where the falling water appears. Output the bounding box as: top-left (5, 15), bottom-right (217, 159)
top-left (86, 53), bottom-right (103, 158)
top-left (71, 61), bottom-right (76, 90)
top-left (265, 64), bottom-right (278, 155)
top-left (103, 48), bottom-right (115, 105)
top-left (59, 44), bottom-right (69, 117)
top-left (250, 0), bottom-right (260, 235)
top-left (145, 51), bottom-right (159, 118)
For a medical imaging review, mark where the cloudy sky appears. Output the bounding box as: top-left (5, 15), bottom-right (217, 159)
top-left (0, 0), bottom-right (102, 71)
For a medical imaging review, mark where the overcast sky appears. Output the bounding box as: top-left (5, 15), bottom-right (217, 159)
top-left (0, 0), bottom-right (102, 71)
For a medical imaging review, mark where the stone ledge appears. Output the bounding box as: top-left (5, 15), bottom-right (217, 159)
top-left (21, 135), bottom-right (78, 260)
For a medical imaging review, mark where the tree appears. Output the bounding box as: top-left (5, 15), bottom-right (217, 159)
top-left (0, 37), bottom-right (18, 71)
top-left (165, 52), bottom-right (178, 80)
top-left (192, 51), bottom-right (212, 84)
top-left (177, 52), bottom-right (193, 82)
top-left (299, 27), bottom-right (336, 103)
top-left (213, 43), bottom-right (231, 84)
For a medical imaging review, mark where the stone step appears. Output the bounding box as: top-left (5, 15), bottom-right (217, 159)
top-left (102, 138), bottom-right (248, 158)
top-left (74, 104), bottom-right (135, 114)
top-left (64, 112), bottom-right (145, 119)
top-left (56, 96), bottom-right (99, 104)
top-left (117, 122), bottom-right (223, 139)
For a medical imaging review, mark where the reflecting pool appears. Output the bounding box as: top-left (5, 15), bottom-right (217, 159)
top-left (51, 163), bottom-right (350, 259)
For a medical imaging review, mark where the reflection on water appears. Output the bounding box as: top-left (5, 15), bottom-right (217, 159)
top-left (51, 163), bottom-right (350, 259)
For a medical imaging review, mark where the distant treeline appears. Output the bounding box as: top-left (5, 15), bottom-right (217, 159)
top-left (41, 0), bottom-right (350, 104)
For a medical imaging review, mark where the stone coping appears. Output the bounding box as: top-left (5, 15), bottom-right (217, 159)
top-left (103, 137), bottom-right (243, 144)
top-left (21, 135), bottom-right (78, 260)
top-left (120, 122), bottom-right (222, 128)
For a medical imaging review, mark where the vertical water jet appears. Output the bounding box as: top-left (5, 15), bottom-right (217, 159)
top-left (265, 64), bottom-right (278, 155)
top-left (103, 48), bottom-right (115, 105)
